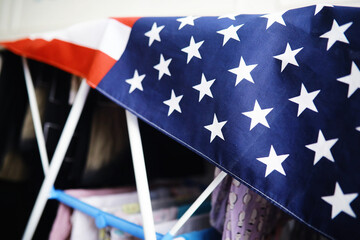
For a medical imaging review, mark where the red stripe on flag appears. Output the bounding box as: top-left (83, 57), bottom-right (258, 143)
top-left (112, 17), bottom-right (140, 28)
top-left (1, 39), bottom-right (116, 88)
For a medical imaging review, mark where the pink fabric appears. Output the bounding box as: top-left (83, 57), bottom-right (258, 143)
top-left (49, 187), bottom-right (134, 240)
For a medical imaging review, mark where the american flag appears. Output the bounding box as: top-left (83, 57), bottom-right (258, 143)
top-left (2, 4), bottom-right (360, 239)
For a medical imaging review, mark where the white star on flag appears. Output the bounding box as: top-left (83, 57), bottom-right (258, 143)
top-left (192, 73), bottom-right (215, 102)
top-left (204, 114), bottom-right (227, 143)
top-left (261, 12), bottom-right (286, 29)
top-left (242, 100), bottom-right (273, 130)
top-left (218, 14), bottom-right (237, 20)
top-left (154, 54), bottom-right (172, 80)
top-left (181, 36), bottom-right (204, 64)
top-left (320, 20), bottom-right (352, 50)
top-left (356, 126), bottom-right (360, 132)
top-left (217, 24), bottom-right (244, 46)
top-left (306, 130), bottom-right (338, 165)
top-left (177, 16), bottom-right (199, 30)
top-left (256, 145), bottom-right (289, 177)
top-left (228, 57), bottom-right (257, 86)
top-left (163, 89), bottom-right (183, 116)
top-left (125, 70), bottom-right (146, 93)
top-left (289, 83), bottom-right (320, 117)
top-left (314, 4), bottom-right (333, 15)
top-left (144, 22), bottom-right (165, 47)
top-left (273, 43), bottom-right (303, 72)
top-left (322, 182), bottom-right (358, 219)
top-left (337, 62), bottom-right (360, 98)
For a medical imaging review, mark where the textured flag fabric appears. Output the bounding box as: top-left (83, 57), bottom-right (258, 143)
top-left (96, 6), bottom-right (360, 239)
top-left (2, 4), bottom-right (360, 240)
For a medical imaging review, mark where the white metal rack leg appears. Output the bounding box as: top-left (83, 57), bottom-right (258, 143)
top-left (22, 79), bottom-right (90, 240)
top-left (22, 57), bottom-right (49, 175)
top-left (126, 110), bottom-right (157, 240)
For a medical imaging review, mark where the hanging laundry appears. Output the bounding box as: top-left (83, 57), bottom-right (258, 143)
top-left (69, 185), bottom-right (203, 240)
top-left (210, 168), bottom-right (288, 240)
top-left (105, 199), bottom-right (211, 239)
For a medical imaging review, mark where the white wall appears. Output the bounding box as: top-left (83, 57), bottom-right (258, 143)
top-left (1, 0), bottom-right (359, 41)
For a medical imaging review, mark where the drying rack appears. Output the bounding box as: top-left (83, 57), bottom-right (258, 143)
top-left (21, 57), bottom-right (228, 240)
top-left (49, 188), bottom-right (218, 240)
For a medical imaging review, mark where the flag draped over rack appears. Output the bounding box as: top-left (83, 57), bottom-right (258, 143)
top-left (2, 5), bottom-right (360, 239)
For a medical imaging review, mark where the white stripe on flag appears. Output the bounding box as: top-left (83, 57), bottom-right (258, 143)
top-left (29, 18), bottom-right (131, 60)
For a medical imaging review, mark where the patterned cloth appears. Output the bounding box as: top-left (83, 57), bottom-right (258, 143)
top-left (211, 168), bottom-right (287, 240)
